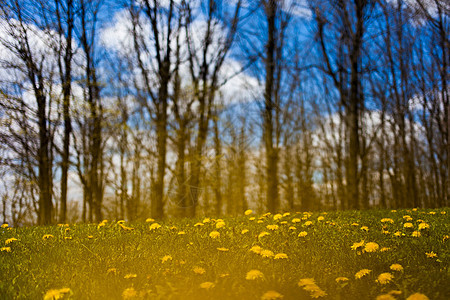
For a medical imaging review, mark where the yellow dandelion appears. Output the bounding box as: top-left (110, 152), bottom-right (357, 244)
top-left (274, 253), bottom-right (288, 259)
top-left (406, 293), bottom-right (430, 300)
top-left (425, 251), bottom-right (437, 258)
top-left (43, 288), bottom-right (71, 300)
top-left (257, 220), bottom-right (264, 224)
top-left (364, 242), bottom-right (379, 253)
top-left (412, 231), bottom-right (421, 237)
top-left (388, 290), bottom-right (402, 296)
top-left (381, 218), bottom-right (394, 224)
top-left (161, 255), bottom-right (172, 263)
top-left (5, 238), bottom-right (18, 245)
top-left (1, 224), bottom-right (8, 228)
top-left (145, 218), bottom-right (154, 223)
top-left (376, 294), bottom-right (396, 300)
top-left (376, 272), bottom-right (394, 284)
top-left (428, 211), bottom-right (436, 215)
top-left (43, 234), bottom-right (54, 240)
top-left (215, 221), bottom-right (226, 229)
top-left (283, 212), bottom-right (291, 217)
top-left (266, 225), bottom-right (279, 231)
top-left (246, 269), bottom-right (264, 280)
top-left (244, 209), bottom-right (253, 215)
top-left (64, 236), bottom-right (72, 240)
top-left (335, 277), bottom-right (349, 283)
top-left (177, 231), bottom-right (186, 235)
top-left (382, 230), bottom-right (390, 235)
top-left (390, 264), bottom-right (403, 271)
top-left (443, 235), bottom-right (449, 242)
top-left (217, 247), bottom-right (229, 252)
top-left (258, 231), bottom-right (270, 238)
top-left (289, 226), bottom-right (296, 231)
top-left (249, 217), bottom-right (256, 221)
top-left (194, 222), bottom-right (204, 227)
top-left (355, 269), bottom-right (371, 279)
top-left (298, 231), bottom-right (308, 237)
top-left (261, 290), bottom-right (283, 300)
top-left (209, 231), bottom-right (220, 238)
top-left (292, 218), bottom-right (301, 223)
top-left (149, 223), bottom-right (161, 230)
top-left (241, 229), bottom-right (249, 234)
top-left (122, 287), bottom-right (137, 299)
top-left (87, 235), bottom-right (93, 239)
top-left (193, 266), bottom-right (206, 274)
top-left (249, 245), bottom-right (262, 254)
top-left (124, 273), bottom-right (137, 279)
top-left (304, 221), bottom-right (313, 227)
top-left (394, 231), bottom-right (403, 237)
top-left (1, 247), bottom-right (11, 252)
top-left (360, 226), bottom-right (369, 231)
top-left (273, 214), bottom-right (283, 220)
top-left (202, 218), bottom-right (211, 223)
top-left (199, 282), bottom-right (215, 290)
top-left (441, 211), bottom-right (446, 215)
top-left (404, 223), bottom-right (414, 229)
top-left (351, 222), bottom-right (359, 226)
top-left (418, 223), bottom-right (430, 230)
top-left (117, 220), bottom-right (125, 224)
top-left (310, 289), bottom-right (327, 298)
top-left (260, 249), bottom-right (274, 258)
top-left (119, 224), bottom-right (134, 231)
top-left (317, 216), bottom-right (324, 221)
top-left (351, 240), bottom-right (365, 251)
top-left (298, 278), bottom-right (316, 287)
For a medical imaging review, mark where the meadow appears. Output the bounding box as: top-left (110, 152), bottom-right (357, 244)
top-left (0, 208), bottom-right (448, 300)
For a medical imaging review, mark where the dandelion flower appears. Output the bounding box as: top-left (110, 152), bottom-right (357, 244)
top-left (351, 240), bottom-right (365, 251)
top-left (241, 229), bottom-right (249, 234)
top-left (216, 221), bottom-right (226, 229)
top-left (404, 223), bottom-right (414, 229)
top-left (376, 294), bottom-right (396, 300)
top-left (418, 223), bottom-right (430, 230)
top-left (5, 238), bottom-right (18, 245)
top-left (193, 266), bottom-right (206, 274)
top-left (261, 290), bottom-right (283, 300)
top-left (117, 220), bottom-right (125, 224)
top-left (161, 255), bottom-right (172, 263)
top-left (283, 212), bottom-right (290, 217)
top-left (244, 209), bottom-right (253, 216)
top-left (43, 288), bottom-right (71, 300)
top-left (249, 245), bottom-right (262, 254)
top-left (202, 218), bottom-right (211, 223)
top-left (335, 277), bottom-right (349, 283)
top-left (381, 218), bottom-right (394, 224)
top-left (266, 225), bottom-right (279, 231)
top-left (412, 231), bottom-right (421, 237)
top-left (380, 247), bottom-right (391, 252)
top-left (292, 218), bottom-right (301, 223)
top-left (360, 226), bottom-right (369, 231)
top-left (376, 272), bottom-right (394, 284)
top-left (355, 269), bottom-right (371, 279)
top-left (298, 278), bottom-right (316, 287)
top-left (304, 221), bottom-right (313, 227)
top-left (194, 222), bottom-right (204, 227)
top-left (273, 214), bottom-right (283, 220)
top-left (310, 289), bottom-right (327, 298)
top-left (149, 223), bottom-right (161, 230)
top-left (406, 293), bottom-right (430, 300)
top-left (249, 217), bottom-right (256, 221)
top-left (145, 218), bottom-right (155, 223)
top-left (124, 274), bottom-right (137, 279)
top-left (394, 231), bottom-right (403, 237)
top-left (43, 234), bottom-right (54, 240)
top-left (260, 249), bottom-right (274, 258)
top-left (217, 247), bottom-right (229, 252)
top-left (289, 226), bottom-right (296, 231)
top-left (364, 242), bottom-right (379, 253)
top-left (199, 282), bottom-right (215, 290)
top-left (258, 231), bottom-right (270, 238)
top-left (122, 287), bottom-right (137, 299)
top-left (390, 264), bottom-right (403, 271)
top-left (246, 269), bottom-right (264, 280)
top-left (87, 235), bottom-right (93, 239)
top-left (425, 251), bottom-right (437, 258)
top-left (209, 231), bottom-right (220, 239)
top-left (274, 253), bottom-right (288, 259)
top-left (317, 216), bottom-right (324, 221)
top-left (177, 231), bottom-right (186, 235)
top-left (298, 231), bottom-right (308, 238)
top-left (1, 247), bottom-right (11, 252)
top-left (1, 224), bottom-right (8, 228)
top-left (351, 222), bottom-right (359, 226)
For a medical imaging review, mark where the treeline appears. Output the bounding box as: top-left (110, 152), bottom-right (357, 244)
top-left (0, 0), bottom-right (448, 225)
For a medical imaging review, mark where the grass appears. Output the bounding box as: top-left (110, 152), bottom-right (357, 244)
top-left (0, 208), bottom-right (449, 300)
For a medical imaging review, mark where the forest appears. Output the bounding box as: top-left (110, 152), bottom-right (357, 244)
top-left (0, 0), bottom-right (448, 225)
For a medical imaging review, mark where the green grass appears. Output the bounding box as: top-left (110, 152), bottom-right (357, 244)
top-left (0, 208), bottom-right (449, 300)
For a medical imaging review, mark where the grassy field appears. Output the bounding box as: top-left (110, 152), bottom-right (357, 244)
top-left (0, 208), bottom-right (449, 300)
